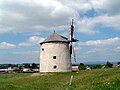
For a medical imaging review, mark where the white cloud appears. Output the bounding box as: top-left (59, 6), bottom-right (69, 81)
top-left (13, 50), bottom-right (39, 55)
top-left (0, 0), bottom-right (120, 35)
top-left (75, 37), bottom-right (120, 62)
top-left (77, 15), bottom-right (120, 34)
top-left (76, 0), bottom-right (120, 34)
top-left (18, 42), bottom-right (31, 47)
top-left (79, 37), bottom-right (120, 46)
top-left (114, 46), bottom-right (120, 52)
top-left (1, 0), bottom-right (120, 63)
top-left (76, 17), bottom-right (100, 34)
top-left (0, 0), bottom-right (75, 34)
top-left (86, 48), bottom-right (98, 54)
top-left (90, 0), bottom-right (120, 15)
top-left (18, 36), bottom-right (45, 47)
top-left (59, 0), bottom-right (92, 12)
top-left (76, 37), bottom-right (120, 62)
top-left (116, 46), bottom-right (120, 50)
top-left (0, 42), bottom-right (16, 49)
top-left (27, 36), bottom-right (45, 44)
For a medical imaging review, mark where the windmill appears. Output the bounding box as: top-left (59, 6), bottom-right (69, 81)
top-left (39, 19), bottom-right (78, 72)
top-left (69, 19), bottom-right (78, 62)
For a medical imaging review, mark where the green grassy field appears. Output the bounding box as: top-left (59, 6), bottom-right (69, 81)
top-left (0, 68), bottom-right (120, 90)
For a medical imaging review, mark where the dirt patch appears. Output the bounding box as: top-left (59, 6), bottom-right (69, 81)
top-left (31, 73), bottom-right (52, 77)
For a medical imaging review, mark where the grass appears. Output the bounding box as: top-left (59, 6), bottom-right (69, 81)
top-left (0, 68), bottom-right (120, 90)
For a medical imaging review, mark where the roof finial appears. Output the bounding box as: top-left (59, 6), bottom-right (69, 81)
top-left (72, 19), bottom-right (74, 26)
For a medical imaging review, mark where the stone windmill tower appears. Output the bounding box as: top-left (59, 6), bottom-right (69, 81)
top-left (40, 20), bottom-right (77, 72)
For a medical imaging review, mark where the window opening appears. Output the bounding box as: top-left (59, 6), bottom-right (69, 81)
top-left (53, 56), bottom-right (56, 59)
top-left (53, 65), bottom-right (57, 69)
top-left (42, 48), bottom-right (44, 51)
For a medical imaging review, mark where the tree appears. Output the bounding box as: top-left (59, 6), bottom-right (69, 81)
top-left (95, 64), bottom-right (103, 69)
top-left (91, 64), bottom-right (103, 69)
top-left (31, 63), bottom-right (37, 69)
top-left (117, 61), bottom-right (120, 65)
top-left (105, 61), bottom-right (113, 68)
top-left (24, 64), bottom-right (30, 68)
top-left (79, 63), bottom-right (85, 70)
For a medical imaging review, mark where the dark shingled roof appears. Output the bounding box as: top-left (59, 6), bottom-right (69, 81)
top-left (40, 31), bottom-right (69, 44)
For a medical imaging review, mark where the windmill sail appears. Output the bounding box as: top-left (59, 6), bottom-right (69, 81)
top-left (69, 19), bottom-right (78, 62)
top-left (69, 19), bottom-right (73, 55)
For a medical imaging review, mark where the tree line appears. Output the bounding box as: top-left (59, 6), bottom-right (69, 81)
top-left (78, 61), bottom-right (120, 70)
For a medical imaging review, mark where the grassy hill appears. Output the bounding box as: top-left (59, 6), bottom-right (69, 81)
top-left (0, 68), bottom-right (120, 90)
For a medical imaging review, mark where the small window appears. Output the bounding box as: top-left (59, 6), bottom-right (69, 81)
top-left (53, 65), bottom-right (57, 69)
top-left (53, 56), bottom-right (56, 59)
top-left (42, 48), bottom-right (44, 51)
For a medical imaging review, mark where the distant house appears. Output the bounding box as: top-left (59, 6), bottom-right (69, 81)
top-left (0, 67), bottom-right (14, 72)
top-left (86, 66), bottom-right (91, 70)
top-left (33, 69), bottom-right (39, 72)
top-left (0, 69), bottom-right (8, 72)
top-left (72, 66), bottom-right (78, 72)
top-left (23, 68), bottom-right (32, 72)
top-left (112, 64), bottom-right (119, 68)
top-left (23, 68), bottom-right (39, 73)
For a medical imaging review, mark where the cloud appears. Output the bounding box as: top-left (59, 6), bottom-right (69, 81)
top-left (116, 46), bottom-right (120, 50)
top-left (77, 15), bottom-right (120, 34)
top-left (75, 37), bottom-right (120, 62)
top-left (27, 36), bottom-right (45, 44)
top-left (79, 37), bottom-right (120, 46)
top-left (0, 42), bottom-right (16, 49)
top-left (0, 0), bottom-right (75, 34)
top-left (59, 0), bottom-right (92, 12)
top-left (18, 36), bottom-right (45, 47)
top-left (76, 0), bottom-right (120, 34)
top-left (114, 46), bottom-right (120, 52)
top-left (1, 50), bottom-right (40, 64)
top-left (18, 42), bottom-right (31, 47)
top-left (13, 50), bottom-right (39, 55)
top-left (86, 37), bottom-right (120, 46)
top-left (91, 0), bottom-right (120, 15)
top-left (0, 0), bottom-right (120, 35)
top-left (76, 17), bottom-right (100, 35)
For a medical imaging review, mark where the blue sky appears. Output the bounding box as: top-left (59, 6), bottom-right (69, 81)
top-left (0, 0), bottom-right (120, 64)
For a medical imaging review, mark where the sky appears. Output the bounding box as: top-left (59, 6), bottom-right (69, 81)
top-left (0, 0), bottom-right (120, 64)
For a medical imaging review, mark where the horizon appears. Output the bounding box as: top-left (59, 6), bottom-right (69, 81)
top-left (0, 60), bottom-right (119, 65)
top-left (0, 0), bottom-right (120, 64)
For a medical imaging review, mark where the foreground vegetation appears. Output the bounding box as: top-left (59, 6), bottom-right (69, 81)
top-left (0, 68), bottom-right (120, 90)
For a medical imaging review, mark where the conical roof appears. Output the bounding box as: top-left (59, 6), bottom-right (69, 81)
top-left (40, 31), bottom-right (69, 44)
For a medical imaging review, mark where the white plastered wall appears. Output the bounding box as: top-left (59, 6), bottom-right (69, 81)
top-left (40, 42), bottom-right (72, 72)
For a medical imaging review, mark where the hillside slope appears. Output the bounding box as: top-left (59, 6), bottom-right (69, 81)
top-left (0, 68), bottom-right (120, 90)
